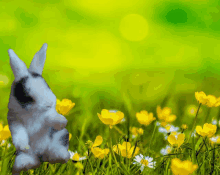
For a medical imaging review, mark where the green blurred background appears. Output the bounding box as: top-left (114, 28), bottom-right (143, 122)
top-left (1, 0), bottom-right (220, 146)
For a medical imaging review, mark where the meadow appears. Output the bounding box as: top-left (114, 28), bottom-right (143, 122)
top-left (1, 79), bottom-right (220, 175)
top-left (1, 0), bottom-right (220, 174)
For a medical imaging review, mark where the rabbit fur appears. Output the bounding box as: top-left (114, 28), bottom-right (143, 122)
top-left (7, 43), bottom-right (70, 175)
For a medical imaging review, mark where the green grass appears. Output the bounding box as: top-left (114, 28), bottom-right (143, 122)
top-left (2, 83), bottom-right (220, 175)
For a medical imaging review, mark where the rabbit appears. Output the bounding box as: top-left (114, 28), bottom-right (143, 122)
top-left (7, 43), bottom-right (70, 175)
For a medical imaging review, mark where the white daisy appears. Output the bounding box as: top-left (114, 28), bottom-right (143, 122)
top-left (120, 118), bottom-right (126, 123)
top-left (160, 145), bottom-right (172, 155)
top-left (191, 130), bottom-right (197, 137)
top-left (68, 150), bottom-right (87, 161)
top-left (212, 119), bottom-right (217, 125)
top-left (156, 121), bottom-right (160, 126)
top-left (159, 124), bottom-right (179, 139)
top-left (133, 154), bottom-right (156, 172)
top-left (0, 140), bottom-right (11, 148)
top-left (210, 135), bottom-right (220, 144)
top-left (158, 125), bottom-right (179, 134)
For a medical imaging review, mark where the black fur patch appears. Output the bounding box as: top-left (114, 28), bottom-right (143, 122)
top-left (59, 131), bottom-right (69, 147)
top-left (30, 72), bottom-right (50, 89)
top-left (49, 127), bottom-right (58, 139)
top-left (31, 72), bottom-right (41, 78)
top-left (13, 77), bottom-right (35, 108)
top-left (38, 154), bottom-right (44, 163)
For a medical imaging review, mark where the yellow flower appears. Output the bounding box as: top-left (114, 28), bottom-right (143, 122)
top-left (113, 141), bottom-right (140, 158)
top-left (195, 91), bottom-right (220, 107)
top-left (85, 140), bottom-right (93, 149)
top-left (56, 99), bottom-right (75, 115)
top-left (28, 169), bottom-right (34, 174)
top-left (136, 110), bottom-right (156, 126)
top-left (97, 109), bottom-right (124, 129)
top-left (195, 91), bottom-right (208, 105)
top-left (69, 150), bottom-right (87, 161)
top-left (167, 132), bottom-right (185, 148)
top-left (196, 123), bottom-right (217, 137)
top-left (157, 106), bottom-right (176, 125)
top-left (72, 153), bottom-right (80, 161)
top-left (206, 95), bottom-right (220, 107)
top-left (181, 124), bottom-right (188, 130)
top-left (171, 158), bottom-right (198, 175)
top-left (92, 135), bottom-right (103, 148)
top-left (75, 162), bottom-right (84, 170)
top-left (90, 135), bottom-right (109, 159)
top-left (69, 133), bottom-right (72, 141)
top-left (91, 147), bottom-right (109, 159)
top-left (130, 127), bottom-right (144, 137)
top-left (0, 124), bottom-right (11, 141)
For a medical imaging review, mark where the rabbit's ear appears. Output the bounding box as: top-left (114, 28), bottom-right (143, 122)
top-left (8, 49), bottom-right (29, 82)
top-left (29, 43), bottom-right (48, 75)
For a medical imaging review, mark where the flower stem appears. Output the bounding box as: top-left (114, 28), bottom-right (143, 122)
top-left (113, 126), bottom-right (126, 136)
top-left (203, 107), bottom-right (211, 124)
top-left (83, 149), bottom-right (90, 174)
top-left (188, 103), bottom-right (202, 143)
top-left (217, 106), bottom-right (220, 131)
top-left (109, 127), bottom-right (119, 168)
top-left (147, 121), bottom-right (157, 154)
top-left (131, 139), bottom-right (139, 158)
top-left (196, 137), bottom-right (206, 157)
top-left (210, 144), bottom-right (215, 175)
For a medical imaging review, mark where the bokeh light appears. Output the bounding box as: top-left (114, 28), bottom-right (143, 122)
top-left (119, 14), bottom-right (149, 41)
top-left (0, 75), bottom-right (9, 86)
top-left (0, 13), bottom-right (16, 33)
top-left (186, 105), bottom-right (202, 116)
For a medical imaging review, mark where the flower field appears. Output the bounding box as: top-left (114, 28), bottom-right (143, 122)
top-left (1, 91), bottom-right (220, 175)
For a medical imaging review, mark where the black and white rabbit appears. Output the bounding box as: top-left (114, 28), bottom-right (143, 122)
top-left (7, 43), bottom-right (70, 175)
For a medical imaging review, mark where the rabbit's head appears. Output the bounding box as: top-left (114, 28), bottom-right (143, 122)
top-left (8, 44), bottom-right (58, 118)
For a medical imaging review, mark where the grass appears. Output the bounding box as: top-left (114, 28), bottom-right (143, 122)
top-left (1, 83), bottom-right (220, 175)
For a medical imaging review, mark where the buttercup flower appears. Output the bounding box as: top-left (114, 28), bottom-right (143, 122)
top-left (69, 133), bottom-right (72, 141)
top-left (160, 145), bottom-right (172, 155)
top-left (97, 109), bottom-right (124, 129)
top-left (157, 106), bottom-right (176, 125)
top-left (113, 141), bottom-right (140, 158)
top-left (90, 135), bottom-right (110, 159)
top-left (195, 91), bottom-right (220, 107)
top-left (91, 147), bottom-right (110, 159)
top-left (168, 132), bottom-right (185, 148)
top-left (196, 123), bottom-right (216, 138)
top-left (69, 150), bottom-right (87, 161)
top-left (74, 162), bottom-right (84, 170)
top-left (0, 124), bottom-right (11, 141)
top-left (136, 110), bottom-right (156, 126)
top-left (171, 158), bottom-right (198, 175)
top-left (130, 127), bottom-right (144, 138)
top-left (133, 154), bottom-right (156, 172)
top-left (56, 99), bottom-right (75, 115)
top-left (181, 124), bottom-right (188, 130)
top-left (195, 91), bottom-right (208, 105)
